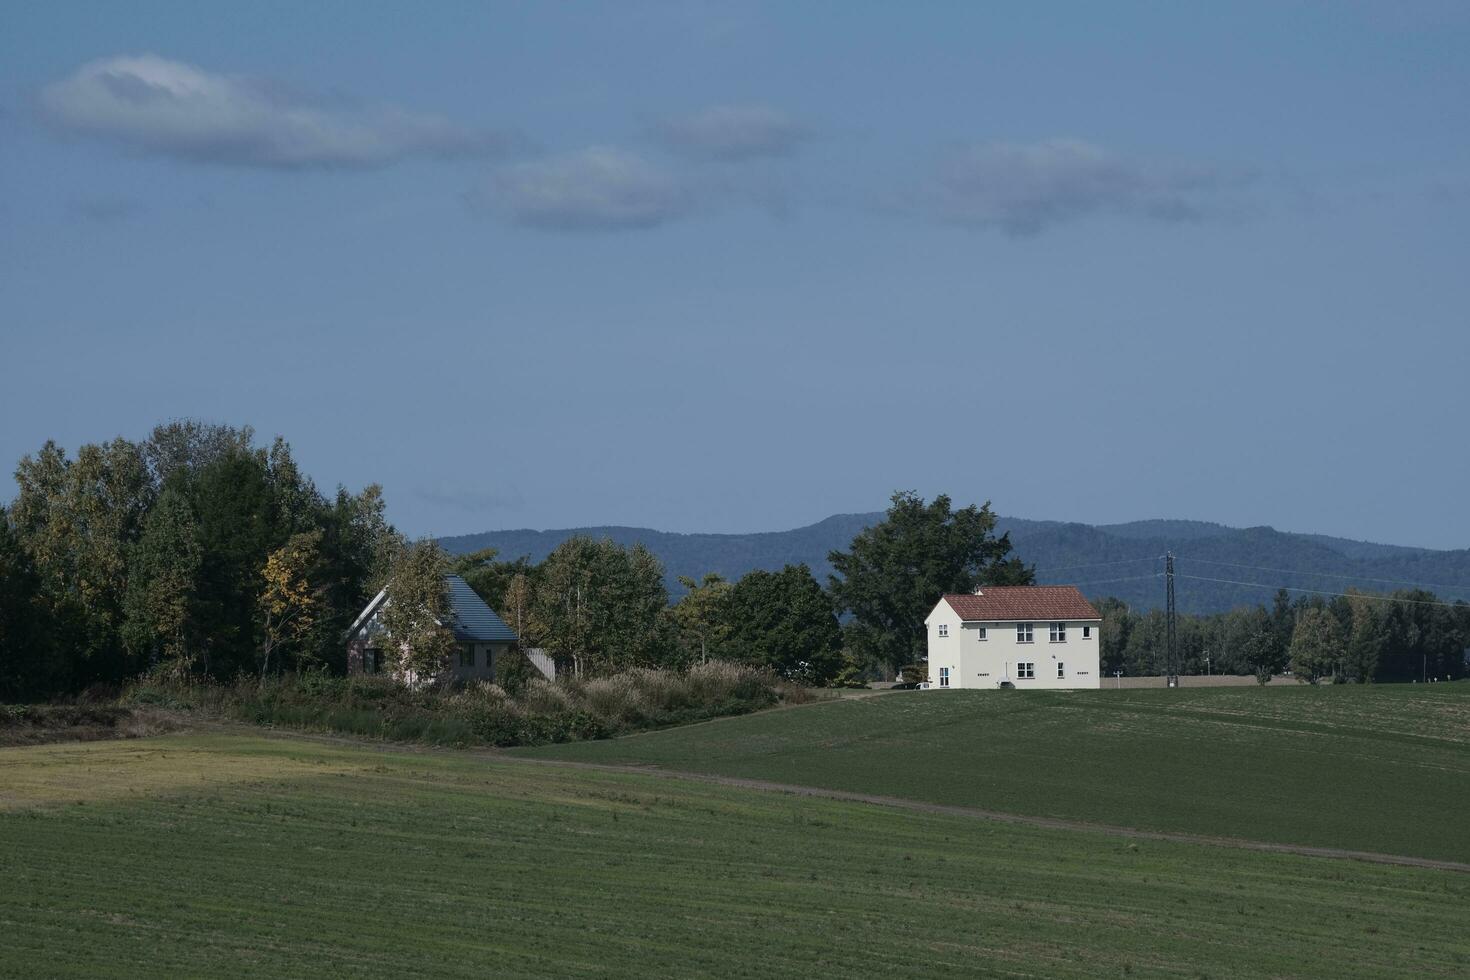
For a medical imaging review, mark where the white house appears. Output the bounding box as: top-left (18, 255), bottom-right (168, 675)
top-left (346, 573), bottom-right (554, 684)
top-left (924, 586), bottom-right (1102, 690)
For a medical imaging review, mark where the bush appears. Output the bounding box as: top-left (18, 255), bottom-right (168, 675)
top-left (119, 659), bottom-right (795, 749)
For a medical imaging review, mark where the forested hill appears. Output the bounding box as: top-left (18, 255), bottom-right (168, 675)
top-left (439, 515), bottom-right (1470, 614)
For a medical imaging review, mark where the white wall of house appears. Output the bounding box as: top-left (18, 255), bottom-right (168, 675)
top-left (924, 603), bottom-right (1101, 690)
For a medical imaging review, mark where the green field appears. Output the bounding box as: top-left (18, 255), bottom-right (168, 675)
top-left (3, 733), bottom-right (1469, 978)
top-left (519, 683), bottom-right (1470, 864)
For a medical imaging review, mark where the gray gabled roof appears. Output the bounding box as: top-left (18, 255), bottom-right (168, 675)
top-left (444, 574), bottom-right (519, 644)
top-left (346, 574), bottom-right (519, 645)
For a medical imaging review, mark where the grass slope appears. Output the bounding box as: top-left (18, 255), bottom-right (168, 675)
top-left (519, 684), bottom-right (1470, 864)
top-left (2, 734), bottom-right (1468, 978)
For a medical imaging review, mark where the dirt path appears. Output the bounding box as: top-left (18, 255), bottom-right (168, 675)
top-left (507, 755), bottom-right (1470, 875)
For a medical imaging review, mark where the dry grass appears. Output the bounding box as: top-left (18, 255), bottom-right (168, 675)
top-left (122, 660), bottom-right (797, 748)
top-left (0, 704), bottom-right (181, 748)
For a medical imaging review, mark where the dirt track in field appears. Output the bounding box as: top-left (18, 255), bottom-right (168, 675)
top-left (508, 755), bottom-right (1470, 875)
top-left (21, 716), bottom-right (1468, 876)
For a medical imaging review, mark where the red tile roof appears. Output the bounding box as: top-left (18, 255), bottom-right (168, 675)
top-left (941, 586), bottom-right (1101, 622)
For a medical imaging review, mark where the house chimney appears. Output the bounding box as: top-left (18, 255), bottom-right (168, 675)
top-left (972, 586), bottom-right (984, 595)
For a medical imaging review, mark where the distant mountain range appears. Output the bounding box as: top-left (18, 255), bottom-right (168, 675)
top-left (439, 515), bottom-right (1470, 615)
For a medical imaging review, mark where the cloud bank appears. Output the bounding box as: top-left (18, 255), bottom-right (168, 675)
top-left (477, 147), bottom-right (693, 231)
top-left (39, 55), bottom-right (501, 169)
top-left (927, 139), bottom-right (1238, 236)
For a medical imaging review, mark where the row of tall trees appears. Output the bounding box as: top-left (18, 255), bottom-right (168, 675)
top-left (0, 422), bottom-right (401, 699)
top-left (448, 539), bottom-right (845, 683)
top-left (1096, 588), bottom-right (1470, 683)
top-left (5, 453), bottom-right (1023, 694)
top-left (443, 490), bottom-right (1030, 684)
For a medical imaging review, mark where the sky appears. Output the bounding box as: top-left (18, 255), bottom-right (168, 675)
top-left (3, 2), bottom-right (1468, 548)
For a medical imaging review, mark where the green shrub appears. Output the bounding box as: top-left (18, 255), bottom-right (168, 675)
top-left (120, 658), bottom-right (791, 749)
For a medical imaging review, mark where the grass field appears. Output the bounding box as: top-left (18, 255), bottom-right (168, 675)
top-left (3, 733), bottom-right (1469, 978)
top-left (518, 683), bottom-right (1470, 864)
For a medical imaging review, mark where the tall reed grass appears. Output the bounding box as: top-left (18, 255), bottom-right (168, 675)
top-left (125, 660), bottom-right (811, 748)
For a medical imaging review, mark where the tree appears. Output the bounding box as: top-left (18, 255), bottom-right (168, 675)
top-left (11, 438), bottom-right (152, 684)
top-left (500, 570), bottom-right (538, 647)
top-left (1344, 592), bottom-right (1385, 683)
top-left (257, 531), bottom-right (322, 681)
top-left (142, 421), bottom-right (255, 487)
top-left (1093, 596), bottom-right (1133, 675)
top-left (726, 564), bottom-right (842, 684)
top-left (828, 491), bottom-right (1032, 675)
top-left (533, 537), bottom-right (670, 676)
top-left (122, 484), bottom-right (203, 679)
top-left (0, 508), bottom-right (56, 700)
top-left (379, 540), bottom-right (456, 682)
top-left (671, 573), bottom-right (733, 664)
top-left (1289, 607), bottom-right (1343, 684)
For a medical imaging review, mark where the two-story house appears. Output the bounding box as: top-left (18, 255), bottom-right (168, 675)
top-left (924, 585), bottom-right (1102, 690)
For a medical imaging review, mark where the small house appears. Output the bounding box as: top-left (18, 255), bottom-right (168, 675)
top-left (924, 585), bottom-right (1102, 690)
top-left (346, 573), bottom-right (551, 684)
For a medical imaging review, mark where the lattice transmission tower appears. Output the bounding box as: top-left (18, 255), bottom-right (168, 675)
top-left (1165, 552), bottom-right (1178, 688)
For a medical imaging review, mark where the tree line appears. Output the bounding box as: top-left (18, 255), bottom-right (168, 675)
top-left (6, 422), bottom-right (1463, 699)
top-left (0, 423), bottom-right (401, 700)
top-left (1096, 588), bottom-right (1470, 683)
top-left (440, 488), bottom-right (1030, 684)
top-left (3, 439), bottom-right (1031, 697)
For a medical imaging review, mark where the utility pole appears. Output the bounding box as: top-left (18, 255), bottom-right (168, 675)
top-left (1165, 552), bottom-right (1178, 688)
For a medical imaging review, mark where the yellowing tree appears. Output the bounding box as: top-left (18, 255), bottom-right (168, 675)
top-left (257, 531), bottom-right (322, 681)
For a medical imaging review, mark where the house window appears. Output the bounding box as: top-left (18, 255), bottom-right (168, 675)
top-left (978, 627), bottom-right (988, 640)
top-left (1017, 662), bottom-right (1035, 679)
top-left (363, 648), bottom-right (379, 674)
top-left (1057, 662), bottom-right (1065, 679)
top-left (937, 624), bottom-right (949, 637)
top-left (459, 646), bottom-right (476, 668)
top-left (1050, 622), bottom-right (1067, 643)
top-left (939, 666), bottom-right (950, 688)
top-left (1082, 626), bottom-right (1092, 639)
top-left (1017, 623), bottom-right (1034, 644)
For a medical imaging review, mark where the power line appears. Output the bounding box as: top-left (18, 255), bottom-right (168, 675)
top-left (1174, 554), bottom-right (1470, 594)
top-left (1063, 573), bottom-right (1164, 588)
top-left (1172, 573), bottom-right (1470, 609)
top-left (1032, 556), bottom-right (1164, 574)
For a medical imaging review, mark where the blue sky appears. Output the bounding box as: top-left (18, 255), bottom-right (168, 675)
top-left (3, 2), bottom-right (1468, 547)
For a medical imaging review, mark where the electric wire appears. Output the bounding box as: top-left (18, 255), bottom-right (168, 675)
top-left (1171, 573), bottom-right (1470, 609)
top-left (1173, 554), bottom-right (1470, 594)
top-left (1059, 573), bottom-right (1164, 588)
top-left (1031, 556), bottom-right (1164, 574)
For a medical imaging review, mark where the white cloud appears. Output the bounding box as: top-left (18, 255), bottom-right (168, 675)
top-left (39, 54), bottom-right (501, 169)
top-left (654, 104), bottom-right (808, 161)
top-left (927, 139), bottom-right (1238, 236)
top-left (478, 147), bottom-right (692, 231)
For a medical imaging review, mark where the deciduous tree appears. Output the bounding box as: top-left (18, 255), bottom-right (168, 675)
top-left (380, 540), bottom-right (456, 682)
top-left (257, 531), bottom-right (322, 681)
top-left (726, 564), bottom-right (842, 684)
top-left (829, 492), bottom-right (1033, 675)
top-left (671, 573), bottom-right (733, 664)
top-left (122, 484), bottom-right (203, 679)
top-left (1289, 606), bottom-right (1343, 684)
